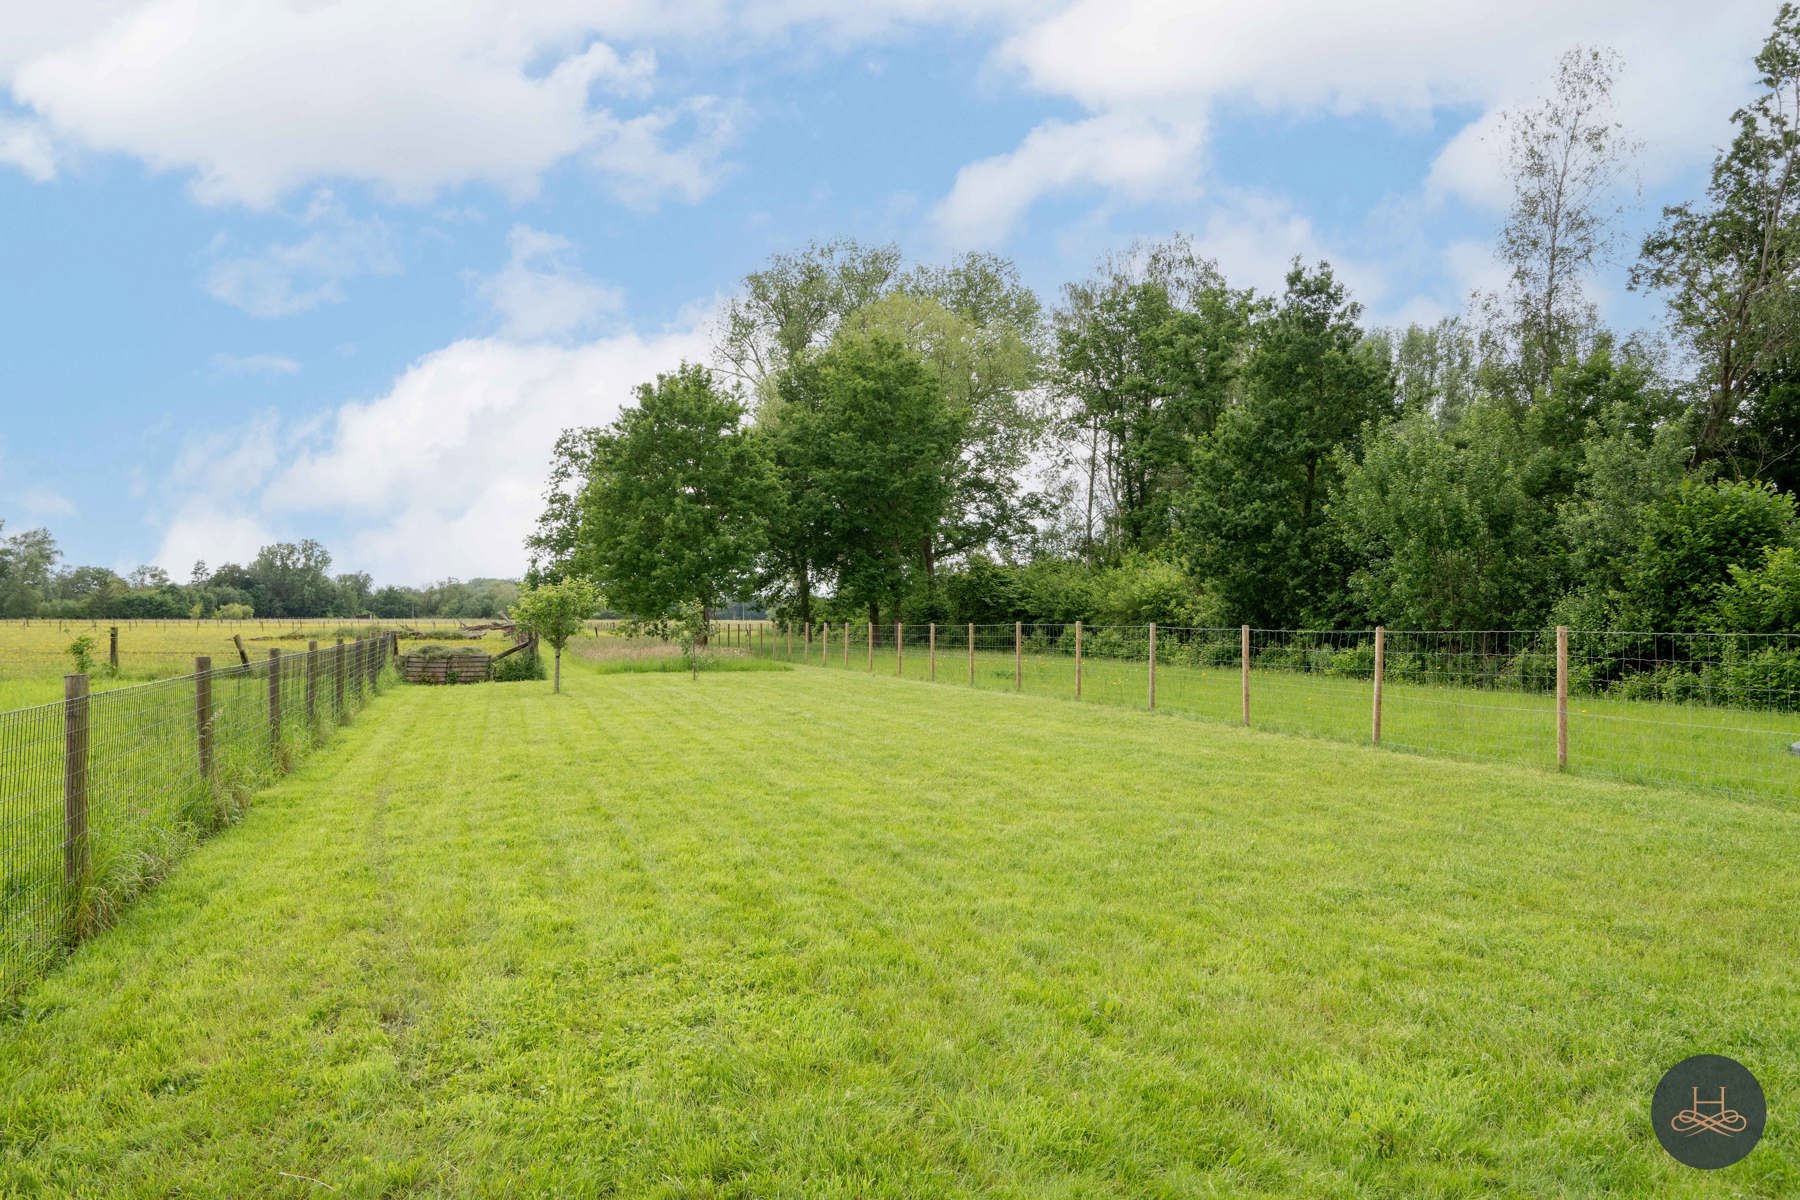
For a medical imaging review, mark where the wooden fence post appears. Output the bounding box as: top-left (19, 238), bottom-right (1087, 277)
top-left (109, 626), bottom-right (119, 672)
top-left (195, 656), bottom-right (213, 780)
top-left (64, 673), bottom-right (90, 894)
top-left (1148, 622), bottom-right (1157, 710)
top-left (929, 622), bottom-right (936, 681)
top-left (233, 633), bottom-right (250, 666)
top-left (822, 621), bottom-right (829, 665)
top-left (1014, 621), bottom-right (1022, 691)
top-left (804, 621), bottom-right (811, 661)
top-left (306, 640), bottom-right (318, 730)
top-left (896, 623), bottom-right (904, 676)
top-left (1556, 626), bottom-right (1569, 770)
top-left (843, 621), bottom-right (850, 666)
top-left (786, 622), bottom-right (792, 659)
top-left (1075, 620), bottom-right (1083, 700)
top-left (867, 622), bottom-right (874, 671)
top-left (268, 649), bottom-right (282, 760)
top-left (1240, 625), bottom-right (1251, 726)
top-left (335, 638), bottom-right (346, 716)
top-left (1371, 626), bottom-right (1385, 746)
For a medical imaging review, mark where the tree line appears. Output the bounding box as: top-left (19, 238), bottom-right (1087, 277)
top-left (0, 526), bottom-right (520, 621)
top-left (532, 12), bottom-right (1800, 647)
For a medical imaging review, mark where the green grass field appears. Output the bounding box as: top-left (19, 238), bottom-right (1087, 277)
top-left (0, 658), bottom-right (1793, 1195)
top-left (762, 633), bottom-right (1800, 802)
top-left (0, 619), bottom-right (523, 710)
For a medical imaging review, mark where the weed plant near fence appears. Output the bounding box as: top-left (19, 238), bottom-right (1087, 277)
top-left (0, 635), bottom-right (396, 1001)
top-left (753, 621), bottom-right (1800, 801)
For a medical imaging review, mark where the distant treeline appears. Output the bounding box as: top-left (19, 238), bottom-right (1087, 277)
top-left (531, 14), bottom-right (1800, 647)
top-left (0, 529), bottom-right (520, 621)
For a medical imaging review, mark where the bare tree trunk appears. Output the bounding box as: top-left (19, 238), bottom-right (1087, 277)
top-left (554, 647), bottom-right (562, 694)
top-left (1084, 415), bottom-right (1099, 564)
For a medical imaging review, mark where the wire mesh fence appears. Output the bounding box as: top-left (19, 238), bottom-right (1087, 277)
top-left (754, 621), bottom-right (1800, 802)
top-left (0, 634), bottom-right (395, 1002)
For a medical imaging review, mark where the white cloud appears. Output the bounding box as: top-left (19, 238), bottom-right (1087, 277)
top-left (588, 96), bottom-right (744, 208)
top-left (4, 2), bottom-right (718, 208)
top-left (1425, 109), bottom-right (1512, 210)
top-left (1444, 238), bottom-right (1513, 303)
top-left (998, 0), bottom-right (1768, 137)
top-left (1190, 193), bottom-right (1388, 302)
top-left (152, 508), bottom-right (278, 575)
top-left (205, 191), bottom-right (397, 317)
top-left (934, 111), bottom-right (1207, 246)
top-left (479, 226), bottom-right (624, 340)
top-left (934, 0), bottom-right (1774, 246)
top-left (209, 352), bottom-right (301, 377)
top-left (153, 320), bottom-right (713, 583)
top-left (4, 0), bottom-right (1006, 212)
top-left (0, 116), bottom-right (55, 182)
top-left (0, 1), bottom-right (1043, 209)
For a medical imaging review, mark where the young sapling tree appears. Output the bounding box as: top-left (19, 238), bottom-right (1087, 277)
top-left (511, 577), bottom-right (601, 693)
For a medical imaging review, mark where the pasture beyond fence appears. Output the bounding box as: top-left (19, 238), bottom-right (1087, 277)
top-left (0, 634), bottom-right (396, 1001)
top-left (737, 621), bottom-right (1800, 802)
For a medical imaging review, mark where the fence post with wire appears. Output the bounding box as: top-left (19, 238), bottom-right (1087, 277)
top-left (0, 634), bottom-right (397, 1003)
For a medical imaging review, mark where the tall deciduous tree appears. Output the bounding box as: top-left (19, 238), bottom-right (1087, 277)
top-left (1375, 317), bottom-right (1479, 423)
top-left (1332, 404), bottom-right (1557, 630)
top-left (778, 333), bottom-right (963, 626)
top-left (1179, 262), bottom-right (1393, 625)
top-left (0, 523), bottom-right (59, 618)
top-left (1054, 238), bottom-right (1252, 560)
top-left (248, 539), bottom-right (335, 618)
top-left (840, 267), bottom-right (1046, 583)
top-left (526, 425), bottom-right (610, 585)
top-left (1492, 46), bottom-right (1637, 401)
top-left (578, 363), bottom-right (771, 624)
top-left (1635, 4), bottom-right (1800, 469)
top-left (716, 239), bottom-right (903, 388)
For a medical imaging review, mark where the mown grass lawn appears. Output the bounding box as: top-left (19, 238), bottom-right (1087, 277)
top-left (772, 637), bottom-right (1800, 801)
top-left (0, 660), bottom-right (1794, 1196)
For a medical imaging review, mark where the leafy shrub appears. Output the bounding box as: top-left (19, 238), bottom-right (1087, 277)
top-left (1090, 553), bottom-right (1223, 627)
top-left (1324, 643), bottom-right (1376, 678)
top-left (1713, 546), bottom-right (1800, 634)
top-left (66, 634), bottom-right (97, 675)
top-left (1718, 645), bottom-right (1800, 710)
top-left (1085, 628), bottom-right (1149, 661)
top-left (492, 648), bottom-right (547, 682)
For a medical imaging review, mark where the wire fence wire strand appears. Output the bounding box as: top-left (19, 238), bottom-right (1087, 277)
top-left (0, 635), bottom-right (394, 1002)
top-left (772, 622), bottom-right (1798, 803)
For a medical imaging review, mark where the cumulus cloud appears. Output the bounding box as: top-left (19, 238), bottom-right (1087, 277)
top-left (589, 96), bottom-right (745, 208)
top-left (479, 226), bottom-right (624, 341)
top-left (0, 116), bottom-right (55, 182)
top-left (4, 2), bottom-right (716, 208)
top-left (935, 112), bottom-right (1207, 246)
top-left (152, 508), bottom-right (279, 575)
top-left (205, 192), bottom-right (398, 317)
top-left (153, 321), bottom-right (712, 583)
top-left (932, 0), bottom-right (1773, 245)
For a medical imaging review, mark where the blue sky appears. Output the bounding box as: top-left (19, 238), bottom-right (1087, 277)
top-left (0, 1), bottom-right (1781, 584)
